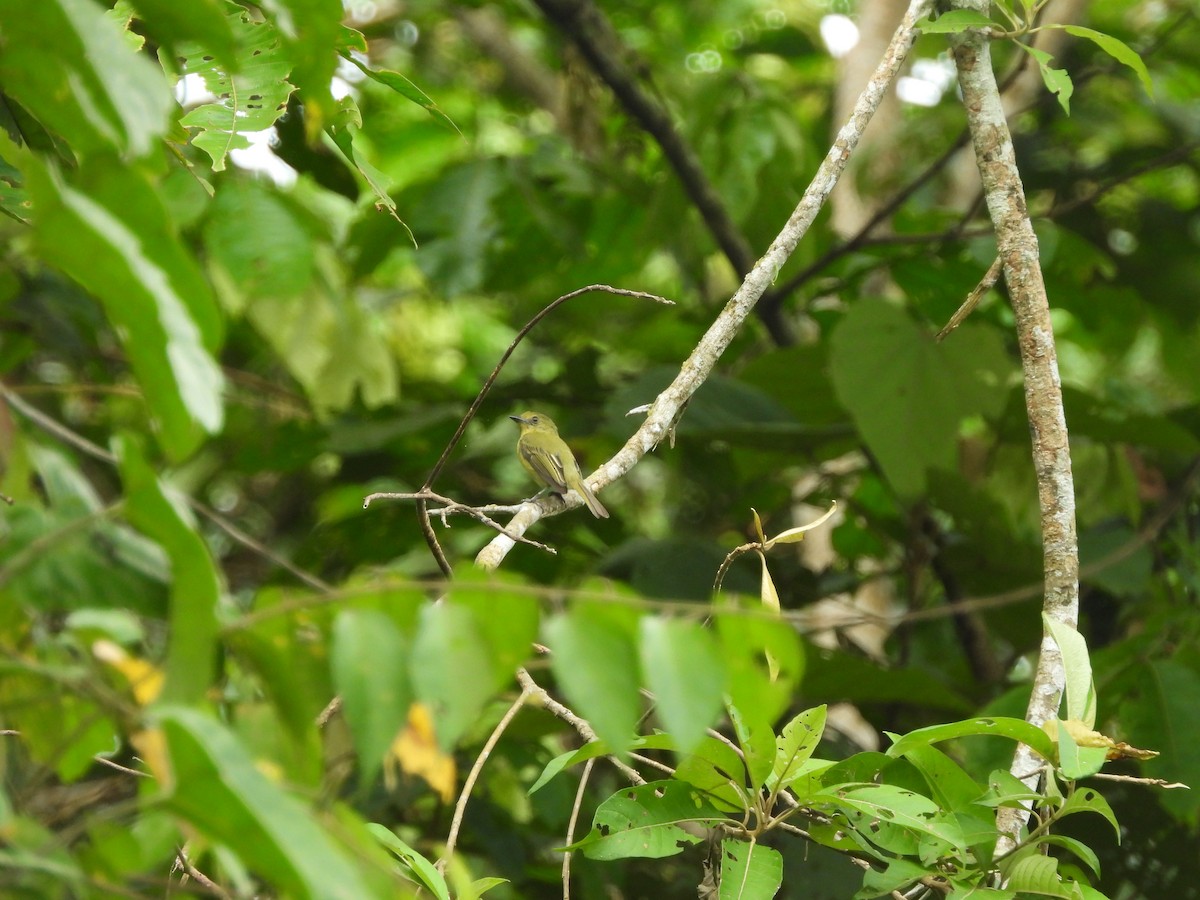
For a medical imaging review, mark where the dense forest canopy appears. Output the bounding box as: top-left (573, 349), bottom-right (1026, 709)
top-left (1, 0), bottom-right (1198, 897)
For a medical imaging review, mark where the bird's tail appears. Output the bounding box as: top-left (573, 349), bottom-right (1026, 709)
top-left (578, 482), bottom-right (609, 519)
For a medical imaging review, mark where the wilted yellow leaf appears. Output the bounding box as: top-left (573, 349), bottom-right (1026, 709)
top-left (93, 639), bottom-right (164, 705)
top-left (387, 703), bottom-right (456, 803)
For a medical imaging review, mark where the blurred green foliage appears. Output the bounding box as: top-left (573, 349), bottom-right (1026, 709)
top-left (1, 0), bottom-right (1199, 897)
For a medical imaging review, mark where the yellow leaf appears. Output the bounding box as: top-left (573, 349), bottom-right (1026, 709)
top-left (1042, 718), bottom-right (1158, 760)
top-left (93, 639), bottom-right (164, 705)
top-left (387, 703), bottom-right (456, 803)
top-left (763, 501), bottom-right (839, 550)
top-left (757, 549), bottom-right (781, 681)
top-left (132, 727), bottom-right (171, 789)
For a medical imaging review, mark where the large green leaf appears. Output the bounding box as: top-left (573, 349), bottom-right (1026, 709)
top-left (886, 716), bottom-right (1059, 764)
top-left (178, 9), bottom-right (296, 170)
top-left (544, 605), bottom-right (642, 756)
top-left (572, 780), bottom-right (725, 860)
top-left (260, 0), bottom-right (344, 134)
top-left (0, 0), bottom-right (171, 157)
top-left (332, 609), bottom-right (411, 782)
top-left (409, 602), bottom-right (494, 750)
top-left (767, 705), bottom-right (827, 792)
top-left (156, 706), bottom-right (376, 897)
top-left (115, 435), bottom-right (220, 704)
top-left (674, 736), bottom-right (751, 813)
top-left (448, 570), bottom-right (539, 690)
top-left (25, 159), bottom-right (225, 460)
top-left (638, 617), bottom-right (726, 754)
top-left (829, 300), bottom-right (1010, 497)
top-left (203, 179), bottom-right (318, 309)
top-left (127, 0), bottom-right (237, 69)
top-left (719, 839), bottom-right (783, 900)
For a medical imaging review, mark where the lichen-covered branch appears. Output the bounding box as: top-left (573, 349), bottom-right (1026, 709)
top-left (949, 0), bottom-right (1080, 849)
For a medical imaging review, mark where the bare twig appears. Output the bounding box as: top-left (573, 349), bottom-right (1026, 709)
top-left (515, 668), bottom-right (645, 785)
top-left (936, 255), bottom-right (1004, 341)
top-left (950, 0), bottom-right (1079, 852)
top-left (440, 683), bottom-right (536, 873)
top-left (173, 847), bottom-right (232, 899)
top-left (364, 489), bottom-right (556, 554)
top-left (477, 0), bottom-right (934, 570)
top-left (562, 757), bottom-right (595, 899)
top-left (1088, 772), bottom-right (1189, 789)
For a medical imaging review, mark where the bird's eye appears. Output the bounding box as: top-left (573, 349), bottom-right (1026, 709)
top-left (530, 416), bottom-right (539, 424)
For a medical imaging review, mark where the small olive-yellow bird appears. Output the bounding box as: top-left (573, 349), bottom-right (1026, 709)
top-left (509, 411), bottom-right (608, 518)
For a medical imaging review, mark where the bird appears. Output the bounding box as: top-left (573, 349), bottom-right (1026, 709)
top-left (509, 411), bottom-right (609, 518)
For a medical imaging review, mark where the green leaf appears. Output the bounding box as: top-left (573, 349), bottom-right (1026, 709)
top-left (893, 741), bottom-right (985, 812)
top-left (0, 0), bottom-right (172, 157)
top-left (157, 706), bottom-right (375, 898)
top-left (572, 781), bottom-right (725, 860)
top-left (1045, 617), bottom-right (1096, 728)
top-left (409, 603), bottom-right (494, 750)
top-left (856, 859), bottom-right (930, 900)
top-left (638, 617), bottom-right (726, 754)
top-left (178, 10), bottom-right (295, 170)
top-left (331, 610), bottom-right (411, 782)
top-left (805, 649), bottom-right (973, 713)
top-left (367, 824), bottom-right (450, 900)
top-left (916, 9), bottom-right (997, 34)
top-left (727, 700), bottom-right (777, 792)
top-left (126, 0), bottom-right (238, 69)
top-left (545, 606), bottom-right (641, 756)
top-left (460, 876), bottom-right (508, 900)
top-left (243, 291), bottom-right (399, 416)
top-left (1059, 786), bottom-right (1120, 841)
top-left (815, 784), bottom-right (968, 856)
top-left (25, 160), bottom-right (224, 460)
top-left (1003, 854), bottom-right (1074, 898)
top-left (767, 705), bottom-right (826, 792)
top-left (204, 179), bottom-right (318, 309)
top-left (528, 735), bottom-right (677, 795)
top-left (946, 888), bottom-right (1015, 900)
top-left (716, 609), bottom-right (804, 728)
top-left (449, 570), bottom-right (539, 691)
top-left (1038, 834), bottom-right (1101, 879)
top-left (115, 435), bottom-right (220, 704)
top-left (674, 736), bottom-right (751, 813)
top-left (830, 301), bottom-right (1010, 496)
top-left (1019, 45), bottom-right (1074, 115)
top-left (325, 97), bottom-right (416, 243)
top-left (340, 53), bottom-right (460, 134)
top-left (1055, 720), bottom-right (1107, 781)
top-left (719, 839), bottom-right (783, 900)
top-left (261, 0), bottom-right (344, 135)
top-left (886, 716), bottom-right (1059, 764)
top-left (976, 769), bottom-right (1046, 809)
top-left (1061, 26), bottom-right (1153, 97)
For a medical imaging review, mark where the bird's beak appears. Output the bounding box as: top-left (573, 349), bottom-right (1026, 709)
top-left (509, 414), bottom-right (528, 425)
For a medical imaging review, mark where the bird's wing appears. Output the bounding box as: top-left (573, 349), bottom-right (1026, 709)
top-left (522, 446), bottom-right (569, 493)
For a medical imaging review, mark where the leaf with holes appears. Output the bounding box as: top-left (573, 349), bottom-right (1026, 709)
top-left (569, 781), bottom-right (725, 861)
top-left (178, 9), bottom-right (295, 170)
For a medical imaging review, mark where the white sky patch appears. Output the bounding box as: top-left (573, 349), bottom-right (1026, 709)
top-left (898, 56), bottom-right (957, 106)
top-left (896, 75), bottom-right (942, 106)
top-left (820, 15), bottom-right (859, 59)
top-left (229, 130), bottom-right (298, 188)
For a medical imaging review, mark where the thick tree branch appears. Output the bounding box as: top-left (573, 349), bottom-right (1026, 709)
top-left (950, 1), bottom-right (1080, 850)
top-left (477, 0), bottom-right (934, 570)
